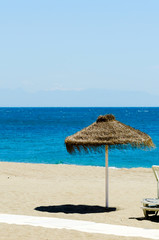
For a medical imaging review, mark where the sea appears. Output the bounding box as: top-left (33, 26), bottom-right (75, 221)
top-left (0, 107), bottom-right (158, 168)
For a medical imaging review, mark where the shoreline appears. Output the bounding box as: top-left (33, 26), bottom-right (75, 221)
top-left (0, 160), bottom-right (154, 169)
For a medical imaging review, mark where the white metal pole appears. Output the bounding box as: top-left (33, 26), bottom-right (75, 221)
top-left (105, 145), bottom-right (109, 208)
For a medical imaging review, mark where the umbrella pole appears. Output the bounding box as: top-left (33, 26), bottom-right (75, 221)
top-left (105, 145), bottom-right (109, 208)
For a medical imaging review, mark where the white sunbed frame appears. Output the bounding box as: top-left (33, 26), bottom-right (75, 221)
top-left (152, 165), bottom-right (159, 198)
top-left (142, 165), bottom-right (159, 219)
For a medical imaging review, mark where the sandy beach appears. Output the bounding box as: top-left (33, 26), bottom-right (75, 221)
top-left (0, 162), bottom-right (158, 240)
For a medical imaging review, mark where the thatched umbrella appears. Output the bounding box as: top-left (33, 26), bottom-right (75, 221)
top-left (65, 114), bottom-right (154, 208)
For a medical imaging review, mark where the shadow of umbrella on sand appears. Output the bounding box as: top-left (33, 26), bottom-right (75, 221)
top-left (65, 114), bottom-right (154, 208)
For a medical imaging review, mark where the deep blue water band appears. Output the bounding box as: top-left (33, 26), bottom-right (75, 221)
top-left (0, 107), bottom-right (158, 168)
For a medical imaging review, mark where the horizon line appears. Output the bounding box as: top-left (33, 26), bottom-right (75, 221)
top-left (0, 106), bottom-right (158, 108)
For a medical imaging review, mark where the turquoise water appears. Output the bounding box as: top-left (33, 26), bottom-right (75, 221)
top-left (0, 107), bottom-right (158, 168)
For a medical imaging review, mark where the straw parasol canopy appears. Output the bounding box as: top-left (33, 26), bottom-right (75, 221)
top-left (65, 114), bottom-right (154, 153)
top-left (65, 114), bottom-right (154, 208)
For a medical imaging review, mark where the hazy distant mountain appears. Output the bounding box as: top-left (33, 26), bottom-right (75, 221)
top-left (0, 88), bottom-right (158, 107)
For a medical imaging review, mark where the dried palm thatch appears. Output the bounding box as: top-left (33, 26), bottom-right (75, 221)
top-left (65, 114), bottom-right (154, 154)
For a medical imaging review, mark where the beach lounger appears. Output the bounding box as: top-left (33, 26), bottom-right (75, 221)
top-left (142, 165), bottom-right (159, 219)
top-left (152, 165), bottom-right (159, 198)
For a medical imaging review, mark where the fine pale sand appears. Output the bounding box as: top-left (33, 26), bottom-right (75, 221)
top-left (0, 162), bottom-right (158, 240)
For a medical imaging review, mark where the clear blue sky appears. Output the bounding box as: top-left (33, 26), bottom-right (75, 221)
top-left (0, 0), bottom-right (159, 106)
